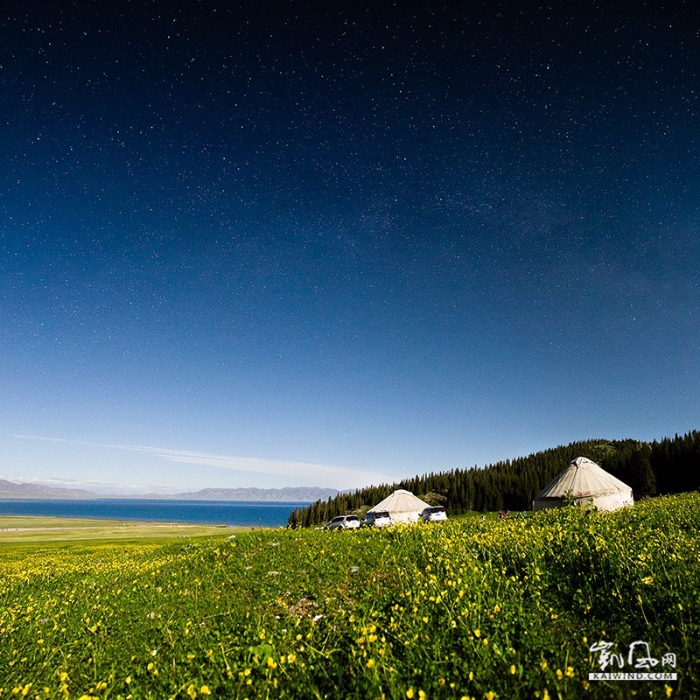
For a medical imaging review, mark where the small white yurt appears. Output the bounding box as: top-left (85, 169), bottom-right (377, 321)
top-left (368, 489), bottom-right (431, 523)
top-left (533, 456), bottom-right (634, 512)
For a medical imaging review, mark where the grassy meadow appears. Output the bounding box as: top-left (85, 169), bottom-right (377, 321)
top-left (1, 494), bottom-right (699, 699)
top-left (0, 517), bottom-right (235, 545)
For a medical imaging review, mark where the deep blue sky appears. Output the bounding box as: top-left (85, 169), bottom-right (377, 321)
top-left (1, 1), bottom-right (698, 494)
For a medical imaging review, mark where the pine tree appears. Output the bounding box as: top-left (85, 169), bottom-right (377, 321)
top-left (626, 446), bottom-right (657, 498)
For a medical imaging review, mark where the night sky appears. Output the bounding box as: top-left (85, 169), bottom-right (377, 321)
top-left (2, 1), bottom-right (699, 494)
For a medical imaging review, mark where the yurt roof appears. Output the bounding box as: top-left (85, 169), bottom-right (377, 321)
top-left (369, 489), bottom-right (431, 514)
top-left (536, 457), bottom-right (632, 500)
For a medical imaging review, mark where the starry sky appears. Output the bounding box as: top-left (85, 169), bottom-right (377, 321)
top-left (1, 1), bottom-right (699, 495)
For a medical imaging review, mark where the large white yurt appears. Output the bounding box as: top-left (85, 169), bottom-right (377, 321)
top-left (368, 489), bottom-right (431, 523)
top-left (533, 457), bottom-right (634, 512)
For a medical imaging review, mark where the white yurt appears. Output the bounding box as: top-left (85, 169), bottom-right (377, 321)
top-left (533, 456), bottom-right (634, 512)
top-left (368, 489), bottom-right (431, 523)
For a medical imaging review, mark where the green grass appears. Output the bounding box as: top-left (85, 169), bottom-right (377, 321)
top-left (1, 494), bottom-right (699, 699)
top-left (0, 516), bottom-right (238, 544)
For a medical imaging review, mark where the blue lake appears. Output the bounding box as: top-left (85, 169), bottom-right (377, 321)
top-left (0, 499), bottom-right (307, 528)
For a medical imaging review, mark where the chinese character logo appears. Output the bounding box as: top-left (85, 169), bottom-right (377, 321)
top-left (590, 640), bottom-right (676, 672)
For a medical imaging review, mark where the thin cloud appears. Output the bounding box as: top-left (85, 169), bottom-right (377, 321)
top-left (13, 435), bottom-right (391, 489)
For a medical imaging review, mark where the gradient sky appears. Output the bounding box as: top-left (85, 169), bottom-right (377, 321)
top-left (1, 1), bottom-right (698, 494)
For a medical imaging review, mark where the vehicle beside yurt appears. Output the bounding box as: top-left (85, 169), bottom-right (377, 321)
top-left (533, 456), bottom-right (634, 512)
top-left (367, 489), bottom-right (431, 523)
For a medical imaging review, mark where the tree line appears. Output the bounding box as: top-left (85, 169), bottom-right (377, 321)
top-left (288, 430), bottom-right (700, 527)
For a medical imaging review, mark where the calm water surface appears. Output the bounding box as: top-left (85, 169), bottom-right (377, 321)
top-left (0, 499), bottom-right (306, 528)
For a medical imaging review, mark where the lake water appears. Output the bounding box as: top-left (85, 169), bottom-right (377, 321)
top-left (0, 499), bottom-right (306, 528)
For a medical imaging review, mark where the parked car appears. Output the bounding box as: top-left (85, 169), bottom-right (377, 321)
top-left (362, 510), bottom-right (393, 528)
top-left (419, 506), bottom-right (447, 523)
top-left (324, 515), bottom-right (361, 531)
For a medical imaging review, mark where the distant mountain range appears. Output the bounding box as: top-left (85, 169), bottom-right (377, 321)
top-left (168, 487), bottom-right (339, 502)
top-left (0, 479), bottom-right (338, 503)
top-left (0, 479), bottom-right (99, 499)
